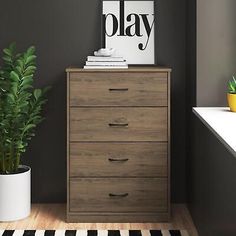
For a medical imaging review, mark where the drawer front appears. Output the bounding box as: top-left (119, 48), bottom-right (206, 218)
top-left (70, 142), bottom-right (168, 177)
top-left (70, 107), bottom-right (167, 141)
top-left (69, 72), bottom-right (168, 107)
top-left (70, 178), bottom-right (168, 212)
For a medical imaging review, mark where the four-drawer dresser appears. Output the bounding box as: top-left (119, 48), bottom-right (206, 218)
top-left (66, 67), bottom-right (171, 222)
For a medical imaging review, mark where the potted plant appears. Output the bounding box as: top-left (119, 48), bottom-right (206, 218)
top-left (228, 76), bottom-right (236, 112)
top-left (0, 43), bottom-right (49, 221)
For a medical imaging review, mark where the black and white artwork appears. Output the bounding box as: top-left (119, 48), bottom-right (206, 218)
top-left (102, 0), bottom-right (155, 65)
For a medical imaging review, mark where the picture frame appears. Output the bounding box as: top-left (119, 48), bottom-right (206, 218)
top-left (101, 0), bottom-right (156, 65)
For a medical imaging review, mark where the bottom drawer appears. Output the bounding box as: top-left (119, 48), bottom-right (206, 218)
top-left (70, 178), bottom-right (168, 213)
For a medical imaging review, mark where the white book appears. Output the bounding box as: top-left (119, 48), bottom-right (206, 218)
top-left (86, 61), bottom-right (127, 66)
top-left (87, 56), bottom-right (125, 62)
top-left (84, 65), bottom-right (128, 69)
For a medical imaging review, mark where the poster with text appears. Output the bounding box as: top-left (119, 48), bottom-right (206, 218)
top-left (103, 1), bottom-right (155, 64)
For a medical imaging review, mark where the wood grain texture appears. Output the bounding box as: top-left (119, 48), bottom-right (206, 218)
top-left (70, 107), bottom-right (167, 142)
top-left (66, 67), bottom-right (172, 73)
top-left (67, 212), bottom-right (170, 223)
top-left (0, 204), bottom-right (198, 236)
top-left (70, 142), bottom-right (167, 177)
top-left (69, 73), bottom-right (168, 107)
top-left (167, 71), bottom-right (171, 218)
top-left (67, 72), bottom-right (70, 215)
top-left (69, 178), bottom-right (168, 213)
top-left (67, 68), bottom-right (171, 223)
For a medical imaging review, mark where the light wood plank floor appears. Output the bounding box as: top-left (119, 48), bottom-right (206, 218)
top-left (0, 204), bottom-right (198, 236)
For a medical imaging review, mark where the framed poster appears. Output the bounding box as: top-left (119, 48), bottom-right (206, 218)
top-left (102, 0), bottom-right (155, 65)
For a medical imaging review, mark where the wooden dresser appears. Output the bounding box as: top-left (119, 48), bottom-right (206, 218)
top-left (66, 67), bottom-right (171, 222)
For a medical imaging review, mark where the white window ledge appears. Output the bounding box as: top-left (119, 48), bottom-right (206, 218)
top-left (193, 107), bottom-right (236, 158)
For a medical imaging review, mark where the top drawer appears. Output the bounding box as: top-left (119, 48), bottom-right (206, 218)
top-left (69, 72), bottom-right (168, 107)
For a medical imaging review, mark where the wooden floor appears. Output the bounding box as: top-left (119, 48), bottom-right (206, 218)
top-left (0, 204), bottom-right (198, 236)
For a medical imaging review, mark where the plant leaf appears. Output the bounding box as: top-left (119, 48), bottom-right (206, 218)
top-left (3, 48), bottom-right (12, 56)
top-left (26, 46), bottom-right (35, 56)
top-left (22, 124), bottom-right (36, 134)
top-left (25, 55), bottom-right (36, 64)
top-left (3, 56), bottom-right (12, 63)
top-left (34, 89), bottom-right (42, 99)
top-left (10, 71), bottom-right (19, 82)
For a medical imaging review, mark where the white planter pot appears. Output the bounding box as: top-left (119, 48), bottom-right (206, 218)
top-left (0, 165), bottom-right (31, 221)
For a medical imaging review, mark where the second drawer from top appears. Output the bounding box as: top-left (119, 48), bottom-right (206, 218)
top-left (70, 107), bottom-right (168, 142)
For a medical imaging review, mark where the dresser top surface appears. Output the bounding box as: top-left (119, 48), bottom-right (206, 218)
top-left (66, 67), bottom-right (172, 73)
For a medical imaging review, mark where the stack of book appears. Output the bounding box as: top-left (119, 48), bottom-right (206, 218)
top-left (84, 56), bottom-right (128, 69)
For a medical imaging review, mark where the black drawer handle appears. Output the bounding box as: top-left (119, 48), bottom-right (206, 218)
top-left (108, 158), bottom-right (129, 162)
top-left (109, 193), bottom-right (129, 198)
top-left (109, 88), bottom-right (129, 92)
top-left (109, 123), bottom-right (129, 127)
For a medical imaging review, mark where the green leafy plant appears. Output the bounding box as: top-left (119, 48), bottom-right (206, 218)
top-left (0, 43), bottom-right (49, 174)
top-left (228, 76), bottom-right (236, 94)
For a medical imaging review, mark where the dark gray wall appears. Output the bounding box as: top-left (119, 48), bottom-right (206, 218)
top-left (197, 0), bottom-right (236, 106)
top-left (188, 116), bottom-right (236, 236)
top-left (0, 0), bottom-right (187, 203)
top-left (157, 0), bottom-right (187, 203)
top-left (186, 0), bottom-right (196, 198)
